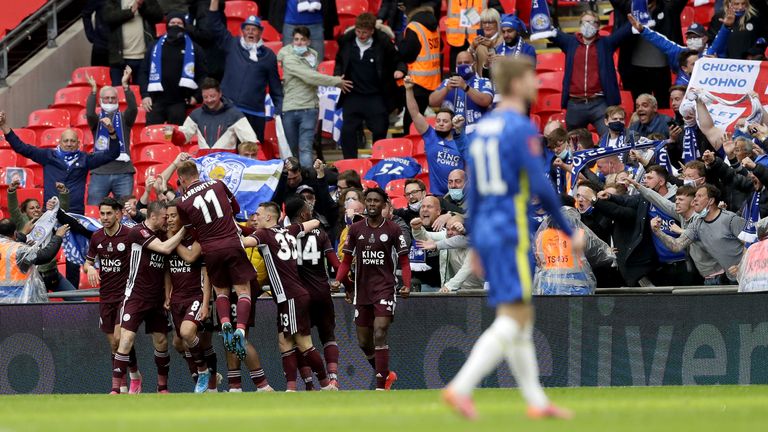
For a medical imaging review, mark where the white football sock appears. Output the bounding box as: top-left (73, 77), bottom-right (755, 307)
top-left (505, 323), bottom-right (549, 409)
top-left (449, 315), bottom-right (518, 396)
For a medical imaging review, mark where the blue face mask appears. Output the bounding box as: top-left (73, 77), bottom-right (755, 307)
top-left (448, 188), bottom-right (464, 201)
top-left (293, 45), bottom-right (308, 55)
top-left (735, 10), bottom-right (746, 17)
top-left (558, 149), bottom-right (570, 160)
top-left (456, 64), bottom-right (474, 80)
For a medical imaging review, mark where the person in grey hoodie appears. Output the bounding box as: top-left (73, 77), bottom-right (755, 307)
top-left (277, 25), bottom-right (352, 168)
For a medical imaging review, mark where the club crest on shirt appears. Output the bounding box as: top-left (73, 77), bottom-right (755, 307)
top-left (96, 135), bottom-right (109, 151)
top-left (117, 243), bottom-right (125, 252)
top-left (199, 153), bottom-right (245, 193)
top-left (379, 234), bottom-right (389, 242)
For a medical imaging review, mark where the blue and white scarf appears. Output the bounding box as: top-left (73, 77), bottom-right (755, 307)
top-left (55, 148), bottom-right (79, 167)
top-left (631, 0), bottom-right (655, 34)
top-left (62, 213), bottom-right (102, 265)
top-left (148, 33), bottom-right (196, 93)
top-left (95, 110), bottom-right (130, 162)
top-left (496, 36), bottom-right (524, 57)
top-left (739, 190), bottom-right (761, 246)
top-left (569, 136), bottom-right (665, 190)
top-left (681, 126), bottom-right (700, 163)
top-left (529, 0), bottom-right (557, 41)
top-left (27, 197), bottom-right (59, 246)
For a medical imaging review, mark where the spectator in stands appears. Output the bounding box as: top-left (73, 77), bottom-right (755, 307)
top-left (382, 198), bottom-right (412, 247)
top-left (378, 0), bottom-right (441, 43)
top-left (395, 178), bottom-right (427, 225)
top-left (414, 213), bottom-right (484, 292)
top-left (598, 105), bottom-right (627, 150)
top-left (0, 112), bottom-right (120, 215)
top-left (444, 0), bottom-right (503, 71)
top-left (103, 0), bottom-right (164, 86)
top-left (669, 85), bottom-right (686, 121)
top-left (409, 197), bottom-right (443, 292)
top-left (406, 76), bottom-right (466, 195)
top-left (6, 180), bottom-right (45, 235)
top-left (428, 51), bottom-right (494, 134)
top-left (273, 158), bottom-right (334, 224)
top-left (237, 141), bottom-right (259, 159)
top-left (746, 37), bottom-right (767, 60)
top-left (545, 127), bottom-right (574, 195)
top-left (737, 218), bottom-right (768, 292)
top-left (592, 177), bottom-right (658, 286)
top-left (469, 9), bottom-right (503, 78)
top-left (493, 14), bottom-right (536, 67)
top-left (569, 128), bottom-right (595, 151)
top-left (336, 194), bottom-right (364, 259)
top-left (575, 181), bottom-right (613, 245)
top-left (443, 169), bottom-right (467, 213)
top-left (652, 184), bottom-right (745, 284)
top-left (208, 0), bottom-right (283, 142)
top-left (296, 185), bottom-right (331, 230)
top-left (139, 13), bottom-right (207, 125)
top-left (269, 0), bottom-right (339, 59)
top-left (628, 94), bottom-right (673, 139)
top-left (278, 26), bottom-right (353, 168)
top-left (333, 169), bottom-right (362, 203)
top-left (168, 77), bottom-right (258, 151)
top-left (83, 0), bottom-right (110, 67)
top-left (398, 6), bottom-right (441, 136)
top-left (334, 13), bottom-right (405, 158)
top-left (550, 11), bottom-right (632, 136)
top-left (708, 0), bottom-right (768, 59)
top-left (85, 66), bottom-right (138, 205)
top-left (703, 145), bottom-right (763, 217)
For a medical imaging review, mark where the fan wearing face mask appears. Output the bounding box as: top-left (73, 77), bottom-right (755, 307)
top-left (138, 12), bottom-right (207, 126)
top-left (707, 0), bottom-right (768, 60)
top-left (84, 65), bottom-right (138, 206)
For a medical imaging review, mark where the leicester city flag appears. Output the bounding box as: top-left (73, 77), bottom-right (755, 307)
top-left (63, 213), bottom-right (103, 266)
top-left (194, 153), bottom-right (284, 219)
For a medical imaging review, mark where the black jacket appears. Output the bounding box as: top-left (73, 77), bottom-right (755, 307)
top-left (707, 157), bottom-right (768, 218)
top-left (334, 28), bottom-right (406, 113)
top-left (83, 0), bottom-right (109, 50)
top-left (398, 10), bottom-right (440, 65)
top-left (268, 0), bottom-right (339, 40)
top-left (378, 0), bottom-right (442, 28)
top-left (138, 32), bottom-right (208, 103)
top-left (593, 194), bottom-right (658, 286)
top-left (708, 10), bottom-right (768, 59)
top-left (102, 0), bottom-right (164, 65)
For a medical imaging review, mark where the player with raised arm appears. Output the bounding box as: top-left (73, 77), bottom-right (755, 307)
top-left (442, 57), bottom-right (578, 419)
top-left (110, 201), bottom-right (188, 394)
top-left (332, 188), bottom-right (411, 391)
top-left (175, 161), bottom-right (255, 360)
top-left (241, 202), bottom-right (336, 392)
top-left (164, 200), bottom-right (218, 393)
top-left (84, 198), bottom-right (143, 394)
top-left (285, 197), bottom-right (342, 389)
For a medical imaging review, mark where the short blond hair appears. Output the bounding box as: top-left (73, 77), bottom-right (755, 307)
top-left (491, 57), bottom-right (535, 98)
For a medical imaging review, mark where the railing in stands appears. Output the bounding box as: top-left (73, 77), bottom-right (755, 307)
top-left (0, 0), bottom-right (76, 87)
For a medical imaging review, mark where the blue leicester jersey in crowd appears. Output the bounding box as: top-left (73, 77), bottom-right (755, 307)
top-left (364, 157), bottom-right (422, 188)
top-left (435, 75), bottom-right (494, 133)
top-left (467, 108), bottom-right (572, 306)
top-left (648, 203), bottom-right (686, 263)
top-left (422, 126), bottom-right (466, 196)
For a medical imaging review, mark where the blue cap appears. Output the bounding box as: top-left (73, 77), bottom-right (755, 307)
top-left (241, 15), bottom-right (263, 29)
top-left (500, 14), bottom-right (526, 33)
top-left (685, 23), bottom-right (705, 37)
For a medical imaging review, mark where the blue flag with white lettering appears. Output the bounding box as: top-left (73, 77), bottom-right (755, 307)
top-left (63, 213), bottom-right (102, 266)
top-left (364, 157), bottom-right (422, 188)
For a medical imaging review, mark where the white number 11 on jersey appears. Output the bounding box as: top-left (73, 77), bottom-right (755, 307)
top-left (192, 189), bottom-right (224, 223)
top-left (470, 137), bottom-right (508, 195)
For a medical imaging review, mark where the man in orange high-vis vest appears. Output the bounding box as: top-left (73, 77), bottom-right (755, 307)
top-left (399, 7), bottom-right (442, 135)
top-left (0, 219), bottom-right (68, 302)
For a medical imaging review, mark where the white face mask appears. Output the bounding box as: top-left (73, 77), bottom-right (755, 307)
top-left (686, 37), bottom-right (704, 51)
top-left (100, 103), bottom-right (119, 113)
top-left (580, 23), bottom-right (597, 39)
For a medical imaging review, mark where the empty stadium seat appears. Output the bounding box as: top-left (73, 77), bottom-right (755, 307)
top-left (548, 112), bottom-right (566, 125)
top-left (50, 87), bottom-right (92, 119)
top-left (318, 60), bottom-right (335, 75)
top-left (156, 22), bottom-right (167, 36)
top-left (224, 1), bottom-right (260, 35)
top-left (0, 150), bottom-right (17, 167)
top-left (10, 129), bottom-right (37, 146)
top-left (416, 172), bottom-right (431, 191)
top-left (264, 41), bottom-right (283, 54)
top-left (530, 113), bottom-right (542, 131)
top-left (536, 52), bottom-right (565, 73)
top-left (409, 117), bottom-right (436, 135)
top-left (531, 94), bottom-right (563, 119)
top-left (135, 144), bottom-right (180, 164)
top-left (681, 6), bottom-right (695, 28)
top-left (537, 71), bottom-right (564, 95)
top-left (134, 162), bottom-right (165, 186)
top-left (14, 188), bottom-right (44, 206)
top-left (70, 66), bottom-right (110, 88)
top-left (361, 179), bottom-right (379, 190)
top-left (338, 0), bottom-right (368, 15)
top-left (116, 85), bottom-right (142, 110)
top-left (138, 125), bottom-right (173, 146)
top-left (385, 178), bottom-right (408, 198)
top-left (324, 40), bottom-right (338, 61)
top-left (620, 91), bottom-right (635, 119)
top-left (371, 138), bottom-right (413, 162)
top-left (39, 128), bottom-right (84, 149)
top-left (260, 21), bottom-right (282, 42)
top-left (27, 109), bottom-right (71, 138)
top-left (694, 4), bottom-right (715, 26)
top-left (408, 135), bottom-right (425, 155)
top-left (334, 159), bottom-right (372, 177)
top-left (391, 196), bottom-right (408, 209)
top-left (84, 205), bottom-right (100, 219)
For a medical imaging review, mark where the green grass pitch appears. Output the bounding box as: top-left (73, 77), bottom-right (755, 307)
top-left (1, 386), bottom-right (766, 432)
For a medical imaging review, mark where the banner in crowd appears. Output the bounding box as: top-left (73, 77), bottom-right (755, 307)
top-left (569, 137), bottom-right (666, 190)
top-left (687, 58), bottom-right (768, 131)
top-left (62, 213), bottom-right (102, 266)
top-left (193, 153), bottom-right (283, 219)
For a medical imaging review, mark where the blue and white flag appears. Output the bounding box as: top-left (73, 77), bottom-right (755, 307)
top-left (529, 0), bottom-right (557, 41)
top-left (569, 136), bottom-right (667, 190)
top-left (62, 213), bottom-right (102, 265)
top-left (264, 94), bottom-right (276, 118)
top-left (194, 152), bottom-right (284, 219)
top-left (631, 0), bottom-right (655, 34)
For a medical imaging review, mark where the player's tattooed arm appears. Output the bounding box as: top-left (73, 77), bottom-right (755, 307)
top-left (147, 226), bottom-right (187, 255)
top-left (175, 240), bottom-right (202, 264)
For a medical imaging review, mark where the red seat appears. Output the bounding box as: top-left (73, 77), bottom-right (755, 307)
top-left (135, 144), bottom-right (180, 164)
top-left (14, 188), bottom-right (44, 207)
top-left (134, 162), bottom-right (165, 186)
top-left (116, 85), bottom-right (142, 110)
top-left (27, 109), bottom-right (71, 138)
top-left (84, 205), bottom-right (100, 219)
top-left (224, 1), bottom-right (260, 35)
top-left (260, 20), bottom-right (282, 42)
top-left (318, 60), bottom-right (335, 75)
top-left (333, 159), bottom-right (372, 178)
top-left (361, 179), bottom-right (379, 190)
top-left (11, 129), bottom-right (37, 146)
top-left (50, 87), bottom-right (93, 119)
top-left (0, 167), bottom-right (34, 189)
top-left (681, 6), bottom-right (695, 29)
top-left (536, 52), bottom-right (565, 73)
top-left (694, 5), bottom-right (714, 27)
top-left (264, 41), bottom-right (283, 54)
top-left (499, 0), bottom-right (516, 13)
top-left (338, 0), bottom-right (368, 15)
top-left (531, 94), bottom-right (563, 119)
top-left (409, 117), bottom-right (436, 135)
top-left (371, 138), bottom-right (414, 162)
top-left (138, 125), bottom-right (173, 146)
top-left (408, 135), bottom-right (425, 155)
top-left (537, 71), bottom-right (564, 95)
top-left (324, 40), bottom-right (338, 61)
top-left (530, 113), bottom-right (542, 131)
top-left (414, 154), bottom-right (429, 173)
top-left (385, 178), bottom-right (408, 198)
top-left (70, 66), bottom-right (110, 88)
top-left (156, 22), bottom-right (167, 36)
top-left (416, 172), bottom-right (431, 192)
top-left (620, 90), bottom-right (635, 120)
top-left (391, 196), bottom-right (408, 209)
top-left (39, 128), bottom-right (85, 149)
top-left (0, 149), bottom-right (17, 167)
top-left (548, 112), bottom-right (566, 125)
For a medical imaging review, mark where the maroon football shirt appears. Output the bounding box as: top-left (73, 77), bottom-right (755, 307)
top-left (86, 224), bottom-right (134, 303)
top-left (296, 228), bottom-right (334, 298)
top-left (124, 223), bottom-right (167, 304)
top-left (176, 179), bottom-right (244, 252)
top-left (342, 219), bottom-right (409, 305)
top-left (167, 235), bottom-right (204, 304)
top-left (251, 224), bottom-right (309, 303)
